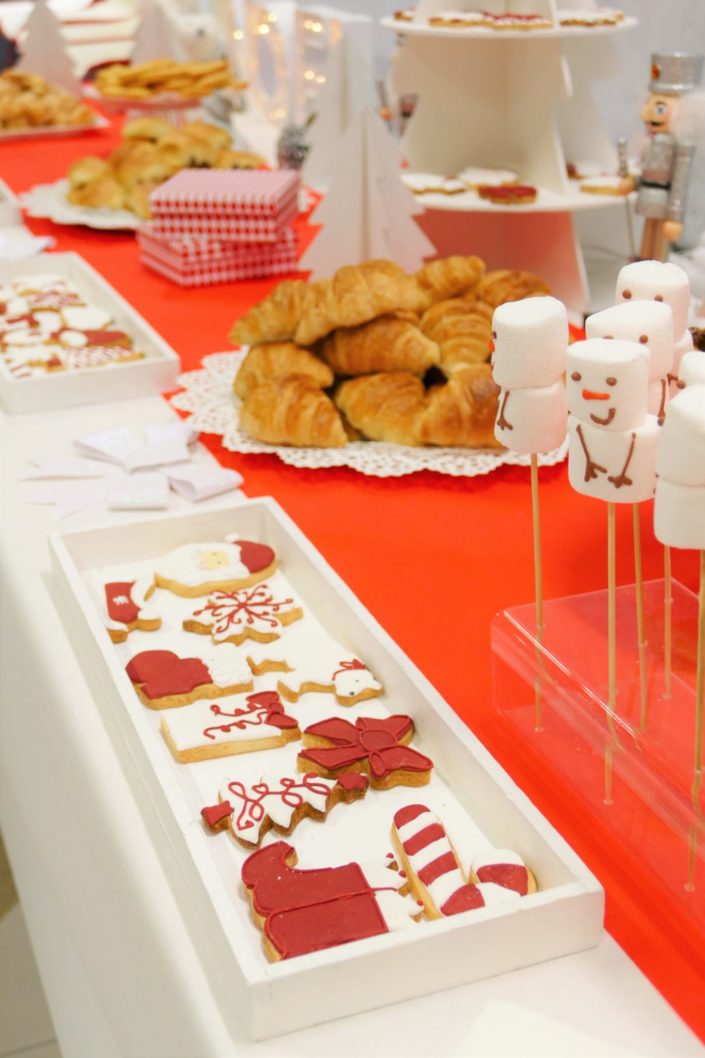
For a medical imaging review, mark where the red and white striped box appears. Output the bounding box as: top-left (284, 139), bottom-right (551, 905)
top-left (137, 225), bottom-right (299, 287)
top-left (148, 169), bottom-right (300, 242)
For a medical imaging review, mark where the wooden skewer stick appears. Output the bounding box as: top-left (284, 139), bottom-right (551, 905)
top-left (687, 549), bottom-right (705, 891)
top-left (605, 502), bottom-right (619, 805)
top-left (664, 545), bottom-right (673, 700)
top-left (632, 505), bottom-right (648, 730)
top-left (530, 453), bottom-right (545, 731)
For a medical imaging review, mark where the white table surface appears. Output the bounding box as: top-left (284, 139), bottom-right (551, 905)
top-left (0, 392), bottom-right (703, 1058)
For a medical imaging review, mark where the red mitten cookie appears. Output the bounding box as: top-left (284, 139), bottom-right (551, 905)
top-left (126, 645), bottom-right (253, 709)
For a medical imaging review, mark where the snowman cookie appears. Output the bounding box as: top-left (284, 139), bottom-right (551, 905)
top-left (126, 644), bottom-right (253, 709)
top-left (154, 535), bottom-right (276, 597)
top-left (183, 580), bottom-right (303, 646)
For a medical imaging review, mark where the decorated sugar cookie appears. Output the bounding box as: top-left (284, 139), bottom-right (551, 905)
top-left (154, 535), bottom-right (276, 597)
top-left (160, 690), bottom-right (300, 763)
top-left (298, 715), bottom-right (433, 789)
top-left (183, 582), bottom-right (303, 646)
top-left (391, 804), bottom-right (526, 918)
top-left (202, 770), bottom-right (369, 848)
top-left (469, 848), bottom-right (536, 896)
top-left (241, 841), bottom-right (419, 960)
top-left (126, 645), bottom-right (253, 709)
top-left (246, 629), bottom-right (383, 706)
top-left (103, 575), bottom-right (161, 643)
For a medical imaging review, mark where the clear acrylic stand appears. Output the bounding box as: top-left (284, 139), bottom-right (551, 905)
top-left (491, 577), bottom-right (705, 959)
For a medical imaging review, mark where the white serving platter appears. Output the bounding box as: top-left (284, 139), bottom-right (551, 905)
top-left (0, 111), bottom-right (109, 142)
top-left (0, 251), bottom-right (180, 413)
top-left (20, 180), bottom-right (141, 231)
top-left (49, 497), bottom-right (603, 1041)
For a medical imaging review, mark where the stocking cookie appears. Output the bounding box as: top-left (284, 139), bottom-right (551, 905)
top-left (202, 770), bottom-right (368, 848)
top-left (241, 841), bottom-right (419, 960)
top-left (247, 629), bottom-right (383, 706)
top-left (126, 645), bottom-right (253, 709)
top-left (160, 690), bottom-right (300, 763)
top-left (103, 575), bottom-right (160, 643)
top-left (154, 535), bottom-right (276, 597)
top-left (298, 715), bottom-right (433, 789)
top-left (391, 804), bottom-right (524, 918)
top-left (183, 582), bottom-right (303, 646)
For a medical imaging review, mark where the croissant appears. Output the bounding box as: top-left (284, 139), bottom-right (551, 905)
top-left (234, 342), bottom-right (334, 399)
top-left (181, 120), bottom-right (232, 150)
top-left (414, 255), bottom-right (485, 308)
top-left (123, 117), bottom-right (173, 143)
top-left (294, 260), bottom-right (427, 346)
top-left (230, 280), bottom-right (322, 346)
top-left (417, 365), bottom-right (500, 447)
top-left (334, 372), bottom-right (424, 445)
top-left (477, 269), bottom-right (549, 308)
top-left (419, 294), bottom-right (478, 335)
top-left (68, 155), bottom-right (111, 188)
top-left (240, 376), bottom-right (348, 447)
top-left (320, 316), bottom-right (440, 377)
top-left (67, 175), bottom-right (125, 210)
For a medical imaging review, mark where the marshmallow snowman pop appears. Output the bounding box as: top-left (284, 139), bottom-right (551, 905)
top-left (653, 384), bottom-right (705, 888)
top-left (566, 339), bottom-right (659, 800)
top-left (585, 299), bottom-right (675, 727)
top-left (616, 259), bottom-right (694, 696)
top-left (492, 296), bottom-right (569, 729)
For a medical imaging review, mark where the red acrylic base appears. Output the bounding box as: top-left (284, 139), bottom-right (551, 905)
top-left (491, 578), bottom-right (705, 998)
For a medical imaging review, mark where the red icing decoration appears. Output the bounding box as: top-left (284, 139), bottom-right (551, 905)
top-left (126, 649), bottom-right (211, 699)
top-left (105, 581), bottom-right (140, 624)
top-left (394, 804), bottom-right (427, 829)
top-left (201, 801), bottom-right (234, 829)
top-left (237, 540), bottom-right (275, 574)
top-left (418, 851), bottom-right (457, 887)
top-left (476, 863), bottom-right (529, 896)
top-left (299, 716), bottom-right (433, 781)
top-left (403, 823), bottom-right (445, 857)
top-left (331, 658), bottom-right (366, 679)
top-left (441, 884), bottom-right (486, 916)
top-left (193, 585), bottom-right (293, 636)
top-left (202, 691), bottom-right (297, 740)
top-left (241, 842), bottom-right (397, 958)
top-left (335, 772), bottom-right (369, 792)
top-left (83, 329), bottom-right (131, 348)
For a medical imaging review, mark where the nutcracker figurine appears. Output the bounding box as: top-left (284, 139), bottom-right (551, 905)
top-left (622, 52), bottom-right (705, 261)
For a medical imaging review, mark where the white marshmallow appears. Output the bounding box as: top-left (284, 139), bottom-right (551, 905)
top-left (585, 300), bottom-right (674, 380)
top-left (491, 296), bottom-right (568, 389)
top-left (679, 351), bottom-right (705, 387)
top-left (616, 260), bottom-right (691, 337)
top-left (673, 329), bottom-right (695, 374)
top-left (566, 339), bottom-right (650, 432)
top-left (656, 384), bottom-right (705, 486)
top-left (648, 377), bottom-right (669, 420)
top-left (494, 381), bottom-right (567, 453)
top-left (568, 415), bottom-right (659, 504)
top-left (654, 479), bottom-right (705, 549)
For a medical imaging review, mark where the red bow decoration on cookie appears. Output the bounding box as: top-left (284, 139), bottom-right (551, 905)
top-left (298, 715), bottom-right (432, 782)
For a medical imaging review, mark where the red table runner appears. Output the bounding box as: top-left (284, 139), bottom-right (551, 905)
top-left (3, 118), bottom-right (702, 1040)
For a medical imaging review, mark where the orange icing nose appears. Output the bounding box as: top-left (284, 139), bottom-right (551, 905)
top-left (488, 338), bottom-right (495, 353)
top-left (582, 389), bottom-right (610, 400)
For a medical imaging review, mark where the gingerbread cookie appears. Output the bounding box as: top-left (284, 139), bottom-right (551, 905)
top-left (241, 841), bottom-right (419, 960)
top-left (298, 715), bottom-right (433, 789)
top-left (103, 575), bottom-right (160, 643)
top-left (160, 690), bottom-right (300, 763)
top-left (202, 770), bottom-right (369, 848)
top-left (183, 582), bottom-right (303, 646)
top-left (153, 535), bottom-right (276, 597)
top-left (391, 804), bottom-right (525, 918)
top-left (246, 629), bottom-right (383, 706)
top-left (126, 645), bottom-right (253, 709)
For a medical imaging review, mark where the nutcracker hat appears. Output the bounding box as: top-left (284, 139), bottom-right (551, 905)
top-left (649, 52), bottom-right (703, 95)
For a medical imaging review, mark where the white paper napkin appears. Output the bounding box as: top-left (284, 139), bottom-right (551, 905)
top-left (167, 463), bottom-right (244, 502)
top-left (106, 471), bottom-right (169, 510)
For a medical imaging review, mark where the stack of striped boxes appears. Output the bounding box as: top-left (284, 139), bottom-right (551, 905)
top-left (137, 169), bottom-right (300, 287)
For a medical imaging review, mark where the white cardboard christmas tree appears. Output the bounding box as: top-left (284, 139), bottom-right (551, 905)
top-left (17, 0), bottom-right (80, 96)
top-left (131, 0), bottom-right (188, 65)
top-left (300, 108), bottom-right (436, 278)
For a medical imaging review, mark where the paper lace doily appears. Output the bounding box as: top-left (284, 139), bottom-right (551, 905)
top-left (20, 179), bottom-right (141, 231)
top-left (170, 352), bottom-right (568, 479)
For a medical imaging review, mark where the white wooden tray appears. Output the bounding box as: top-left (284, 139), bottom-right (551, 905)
top-left (0, 252), bottom-right (180, 413)
top-left (49, 498), bottom-right (603, 1040)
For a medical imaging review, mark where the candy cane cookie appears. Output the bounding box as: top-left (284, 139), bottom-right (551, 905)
top-left (391, 804), bottom-right (526, 918)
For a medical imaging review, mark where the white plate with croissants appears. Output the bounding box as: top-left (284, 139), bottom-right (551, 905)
top-left (171, 256), bottom-right (569, 478)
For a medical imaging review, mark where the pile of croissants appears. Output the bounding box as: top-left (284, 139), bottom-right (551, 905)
top-left (229, 256), bottom-right (549, 448)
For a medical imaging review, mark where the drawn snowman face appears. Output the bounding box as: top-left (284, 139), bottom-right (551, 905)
top-left (585, 300), bottom-right (674, 378)
top-left (616, 260), bottom-right (691, 337)
top-left (566, 338), bottom-right (650, 432)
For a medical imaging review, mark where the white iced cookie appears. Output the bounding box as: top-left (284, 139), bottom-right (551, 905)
top-left (678, 351), bottom-right (705, 387)
top-left (586, 301), bottom-right (674, 381)
top-left (566, 338), bottom-right (649, 432)
top-left (495, 381), bottom-right (567, 453)
top-left (153, 537), bottom-right (277, 597)
top-left (616, 260), bottom-right (691, 338)
top-left (492, 296), bottom-right (568, 389)
top-left (655, 384), bottom-right (705, 487)
top-left (60, 305), bottom-right (112, 330)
